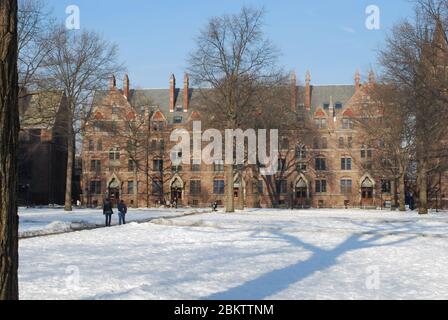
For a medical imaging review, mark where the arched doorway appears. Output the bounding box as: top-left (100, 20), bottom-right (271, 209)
top-left (295, 178), bottom-right (308, 207)
top-left (361, 177), bottom-right (374, 207)
top-left (170, 177), bottom-right (183, 204)
top-left (108, 178), bottom-right (120, 206)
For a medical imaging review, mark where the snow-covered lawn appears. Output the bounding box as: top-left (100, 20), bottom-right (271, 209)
top-left (19, 207), bottom-right (197, 237)
top-left (19, 209), bottom-right (448, 300)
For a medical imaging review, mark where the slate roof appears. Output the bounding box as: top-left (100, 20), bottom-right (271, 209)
top-left (92, 84), bottom-right (356, 123)
top-left (307, 85), bottom-right (355, 111)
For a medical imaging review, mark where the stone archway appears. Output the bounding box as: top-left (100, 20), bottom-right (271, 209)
top-left (294, 174), bottom-right (310, 208)
top-left (107, 174), bottom-right (121, 206)
top-left (360, 174), bottom-right (375, 207)
top-left (169, 176), bottom-right (184, 204)
top-left (233, 173), bottom-right (246, 209)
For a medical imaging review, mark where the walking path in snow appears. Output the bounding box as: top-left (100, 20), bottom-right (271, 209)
top-left (19, 207), bottom-right (211, 239)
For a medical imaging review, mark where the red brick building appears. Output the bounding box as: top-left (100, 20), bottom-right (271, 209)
top-left (81, 71), bottom-right (394, 209)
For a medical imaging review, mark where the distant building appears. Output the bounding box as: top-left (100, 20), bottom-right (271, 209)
top-left (81, 72), bottom-right (396, 209)
top-left (18, 91), bottom-right (69, 206)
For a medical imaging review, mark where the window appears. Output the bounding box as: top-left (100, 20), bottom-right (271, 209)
top-left (278, 158), bottom-right (286, 171)
top-left (335, 103), bottom-right (343, 109)
top-left (276, 180), bottom-right (288, 195)
top-left (191, 161), bottom-right (201, 172)
top-left (341, 158), bottom-right (352, 170)
top-left (340, 179), bottom-right (353, 194)
top-left (173, 116), bottom-right (183, 124)
top-left (112, 104), bottom-right (119, 115)
top-left (111, 121), bottom-right (118, 135)
top-left (296, 146), bottom-right (307, 160)
top-left (213, 180), bottom-right (225, 194)
top-left (381, 180), bottom-right (391, 193)
top-left (339, 137), bottom-right (345, 149)
top-left (88, 139), bottom-right (94, 151)
top-left (137, 106), bottom-right (146, 116)
top-left (315, 157), bottom-right (327, 171)
top-left (97, 140), bottom-right (103, 151)
top-left (89, 180), bottom-right (101, 195)
top-left (313, 138), bottom-right (320, 150)
top-left (214, 160), bottom-right (224, 172)
top-left (91, 160), bottom-right (101, 173)
top-left (190, 180), bottom-right (201, 195)
top-left (297, 163), bottom-right (307, 172)
top-left (342, 118), bottom-right (354, 129)
top-left (361, 145), bottom-right (373, 159)
top-left (128, 160), bottom-right (136, 172)
top-left (171, 165), bottom-right (182, 173)
top-left (315, 118), bottom-right (327, 129)
top-left (347, 137), bottom-right (353, 149)
top-left (127, 140), bottom-right (137, 153)
top-left (280, 138), bottom-right (289, 150)
top-left (323, 103), bottom-right (330, 110)
top-left (321, 137), bottom-right (328, 149)
top-left (175, 105), bottom-right (183, 112)
top-left (127, 181), bottom-right (134, 194)
top-left (109, 147), bottom-right (120, 161)
top-left (152, 179), bottom-right (162, 195)
top-left (315, 180), bottom-right (327, 193)
top-left (159, 140), bottom-right (165, 153)
top-left (152, 121), bottom-right (164, 131)
top-left (153, 159), bottom-right (163, 172)
top-left (258, 180), bottom-right (264, 194)
top-left (171, 149), bottom-right (183, 163)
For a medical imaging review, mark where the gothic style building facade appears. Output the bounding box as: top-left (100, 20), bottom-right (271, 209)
top-left (81, 71), bottom-right (393, 209)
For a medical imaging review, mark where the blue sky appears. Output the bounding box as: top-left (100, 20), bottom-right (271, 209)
top-left (44, 0), bottom-right (415, 88)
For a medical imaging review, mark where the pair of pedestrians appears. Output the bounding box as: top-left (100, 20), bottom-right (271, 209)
top-left (103, 199), bottom-right (127, 227)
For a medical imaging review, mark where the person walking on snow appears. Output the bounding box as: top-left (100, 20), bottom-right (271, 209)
top-left (103, 198), bottom-right (114, 227)
top-left (117, 200), bottom-right (128, 225)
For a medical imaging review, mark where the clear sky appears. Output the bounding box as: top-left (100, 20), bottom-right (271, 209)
top-left (44, 0), bottom-right (415, 88)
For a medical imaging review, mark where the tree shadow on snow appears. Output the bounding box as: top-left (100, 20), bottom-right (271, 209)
top-left (202, 221), bottom-right (418, 300)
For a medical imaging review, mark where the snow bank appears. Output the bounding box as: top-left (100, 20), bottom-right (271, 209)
top-left (151, 218), bottom-right (219, 228)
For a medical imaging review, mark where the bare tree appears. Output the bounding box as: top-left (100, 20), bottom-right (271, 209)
top-left (0, 0), bottom-right (19, 300)
top-left (188, 7), bottom-right (285, 212)
top-left (42, 26), bottom-right (124, 211)
top-left (18, 0), bottom-right (54, 94)
top-left (354, 83), bottom-right (413, 212)
top-left (378, 0), bottom-right (448, 214)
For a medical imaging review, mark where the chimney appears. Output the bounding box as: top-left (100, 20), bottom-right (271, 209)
top-left (290, 72), bottom-right (297, 112)
top-left (305, 70), bottom-right (311, 111)
top-left (184, 73), bottom-right (189, 112)
top-left (123, 74), bottom-right (130, 100)
top-left (329, 95), bottom-right (334, 115)
top-left (355, 70), bottom-right (361, 92)
top-left (368, 70), bottom-right (376, 86)
top-left (170, 74), bottom-right (176, 113)
top-left (109, 75), bottom-right (116, 90)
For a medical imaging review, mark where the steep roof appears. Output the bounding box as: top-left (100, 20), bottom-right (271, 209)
top-left (20, 91), bottom-right (65, 129)
top-left (92, 84), bottom-right (356, 123)
top-left (309, 85), bottom-right (355, 111)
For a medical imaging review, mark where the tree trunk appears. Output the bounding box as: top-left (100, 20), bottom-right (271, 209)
top-left (64, 126), bottom-right (74, 211)
top-left (418, 161), bottom-right (428, 215)
top-left (399, 173), bottom-right (406, 212)
top-left (225, 164), bottom-right (234, 213)
top-left (252, 166), bottom-right (261, 208)
top-left (237, 180), bottom-right (244, 210)
top-left (390, 179), bottom-right (397, 211)
top-left (0, 0), bottom-right (19, 300)
top-left (133, 168), bottom-right (138, 208)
